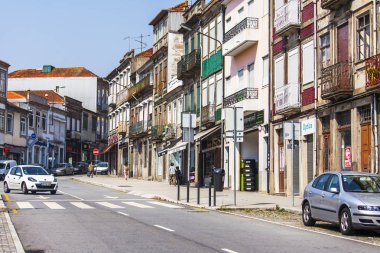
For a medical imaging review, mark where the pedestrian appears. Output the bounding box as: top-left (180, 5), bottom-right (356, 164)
top-left (175, 166), bottom-right (181, 186)
top-left (123, 163), bottom-right (129, 180)
top-left (88, 162), bottom-right (94, 178)
top-left (169, 162), bottom-right (176, 185)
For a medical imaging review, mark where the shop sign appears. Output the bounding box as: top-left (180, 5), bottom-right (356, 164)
top-left (244, 110), bottom-right (264, 130)
top-left (284, 122), bottom-right (300, 140)
top-left (108, 134), bottom-right (119, 145)
top-left (344, 147), bottom-right (352, 167)
top-left (301, 118), bottom-right (315, 136)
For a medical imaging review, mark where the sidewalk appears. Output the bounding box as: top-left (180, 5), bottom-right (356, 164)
top-left (72, 175), bottom-right (302, 213)
top-left (0, 198), bottom-right (24, 253)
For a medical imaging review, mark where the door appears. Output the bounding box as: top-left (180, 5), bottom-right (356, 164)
top-left (13, 167), bottom-right (23, 190)
top-left (361, 124), bottom-right (371, 173)
top-left (308, 173), bottom-right (331, 219)
top-left (279, 145), bottom-right (285, 193)
top-left (322, 134), bottom-right (330, 172)
top-left (307, 136), bottom-right (314, 183)
top-left (321, 175), bottom-right (341, 222)
top-left (337, 24), bottom-right (349, 63)
top-left (7, 167), bottom-right (17, 189)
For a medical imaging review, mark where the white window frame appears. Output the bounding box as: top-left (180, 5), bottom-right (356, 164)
top-left (288, 47), bottom-right (299, 85)
top-left (275, 55), bottom-right (284, 89)
top-left (302, 41), bottom-right (314, 85)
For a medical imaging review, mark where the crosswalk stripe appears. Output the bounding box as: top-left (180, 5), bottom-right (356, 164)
top-left (17, 202), bottom-right (34, 209)
top-left (122, 202), bottom-right (154, 209)
top-left (148, 201), bottom-right (183, 209)
top-left (70, 202), bottom-right (94, 209)
top-left (44, 202), bottom-right (65, 210)
top-left (96, 202), bottom-right (125, 209)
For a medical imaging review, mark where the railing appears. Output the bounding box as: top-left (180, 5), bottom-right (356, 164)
top-left (127, 75), bottom-right (151, 101)
top-left (130, 121), bottom-right (147, 136)
top-left (224, 88), bottom-right (258, 107)
top-left (152, 125), bottom-right (165, 139)
top-left (116, 88), bottom-right (128, 106)
top-left (224, 17), bottom-right (259, 43)
top-left (201, 104), bottom-right (216, 125)
top-left (321, 62), bottom-right (353, 99)
top-left (67, 130), bottom-right (81, 140)
top-left (321, 0), bottom-right (350, 10)
top-left (177, 50), bottom-right (201, 80)
top-left (108, 94), bottom-right (116, 107)
top-left (165, 124), bottom-right (176, 139)
top-left (366, 54), bottom-right (380, 88)
top-left (274, 83), bottom-right (300, 113)
top-left (202, 50), bottom-right (222, 79)
top-left (118, 121), bottom-right (128, 135)
top-left (274, 0), bottom-right (300, 35)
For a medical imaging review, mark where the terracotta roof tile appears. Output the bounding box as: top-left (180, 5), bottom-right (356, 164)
top-left (135, 48), bottom-right (153, 58)
top-left (168, 1), bottom-right (188, 12)
top-left (149, 1), bottom-right (188, 25)
top-left (9, 67), bottom-right (97, 78)
top-left (7, 90), bottom-right (64, 104)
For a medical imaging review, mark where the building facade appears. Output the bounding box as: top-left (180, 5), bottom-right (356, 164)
top-left (0, 60), bottom-right (10, 157)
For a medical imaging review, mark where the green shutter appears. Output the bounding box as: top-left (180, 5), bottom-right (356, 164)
top-left (197, 86), bottom-right (201, 116)
top-left (190, 89), bottom-right (195, 113)
top-left (185, 41), bottom-right (189, 56)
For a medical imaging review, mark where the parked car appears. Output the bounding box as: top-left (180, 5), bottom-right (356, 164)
top-left (51, 163), bottom-right (74, 176)
top-left (0, 160), bottom-right (17, 181)
top-left (75, 162), bottom-right (88, 174)
top-left (94, 162), bottom-right (109, 175)
top-left (302, 171), bottom-right (380, 235)
top-left (3, 165), bottom-right (58, 194)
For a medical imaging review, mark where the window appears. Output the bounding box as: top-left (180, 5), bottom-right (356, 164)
top-left (0, 110), bottom-right (5, 131)
top-left (288, 47), bottom-right (299, 85)
top-left (202, 81), bottom-right (208, 107)
top-left (275, 55), bottom-right (284, 88)
top-left (302, 41), bottom-right (314, 84)
top-left (217, 16), bottom-right (223, 46)
top-left (262, 56), bottom-right (269, 87)
top-left (226, 17), bottom-right (232, 31)
top-left (216, 74), bottom-right (223, 105)
top-left (66, 117), bottom-right (70, 130)
top-left (6, 113), bottom-right (13, 133)
top-left (238, 69), bottom-right (244, 86)
top-left (238, 7), bottom-right (244, 22)
top-left (321, 116), bottom-right (330, 133)
top-left (209, 78), bottom-right (215, 105)
top-left (248, 63), bottom-right (255, 86)
top-left (42, 113), bottom-right (47, 131)
top-left (210, 22), bottom-right (216, 53)
top-left (357, 14), bottom-right (370, 61)
top-left (76, 119), bottom-right (80, 132)
top-left (92, 116), bottom-right (97, 132)
top-left (83, 113), bottom-right (88, 130)
top-left (36, 112), bottom-right (41, 129)
top-left (248, 0), bottom-right (254, 17)
top-left (326, 175), bottom-right (340, 192)
top-left (359, 106), bottom-right (371, 123)
top-left (320, 33), bottom-right (330, 69)
top-left (20, 117), bottom-right (26, 136)
top-left (0, 71), bottom-right (6, 93)
top-left (312, 174), bottom-right (331, 190)
top-left (225, 76), bottom-right (231, 88)
top-left (202, 27), bottom-right (208, 57)
top-left (29, 112), bottom-right (34, 128)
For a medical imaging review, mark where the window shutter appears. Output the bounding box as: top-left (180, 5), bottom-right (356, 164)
top-left (302, 41), bottom-right (314, 84)
top-left (275, 55), bottom-right (284, 88)
top-left (288, 47), bottom-right (299, 85)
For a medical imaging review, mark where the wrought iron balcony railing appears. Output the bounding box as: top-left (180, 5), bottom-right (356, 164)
top-left (224, 88), bottom-right (258, 107)
top-left (223, 17), bottom-right (259, 43)
top-left (321, 62), bottom-right (353, 100)
top-left (127, 75), bottom-right (151, 101)
top-left (130, 121), bottom-right (147, 137)
top-left (164, 124), bottom-right (177, 140)
top-left (177, 50), bottom-right (201, 80)
top-left (152, 125), bottom-right (165, 140)
top-left (116, 88), bottom-right (128, 106)
top-left (118, 121), bottom-right (128, 135)
top-left (201, 104), bottom-right (216, 125)
top-left (366, 53), bottom-right (380, 89)
top-left (108, 94), bottom-right (116, 107)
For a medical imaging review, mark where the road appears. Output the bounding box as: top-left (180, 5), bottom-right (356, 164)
top-left (1, 177), bottom-right (379, 253)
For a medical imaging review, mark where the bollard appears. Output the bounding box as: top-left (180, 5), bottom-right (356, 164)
top-left (177, 182), bottom-right (180, 201)
top-left (213, 176), bottom-right (216, 207)
top-left (197, 182), bottom-right (200, 205)
top-left (187, 181), bottom-right (190, 203)
top-left (208, 183), bottom-right (211, 207)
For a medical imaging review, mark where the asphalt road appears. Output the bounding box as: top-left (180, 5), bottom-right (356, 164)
top-left (1, 177), bottom-right (380, 253)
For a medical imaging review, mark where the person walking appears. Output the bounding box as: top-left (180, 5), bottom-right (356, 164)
top-left (175, 166), bottom-right (182, 186)
top-left (123, 163), bottom-right (129, 180)
top-left (88, 162), bottom-right (94, 178)
top-left (169, 163), bottom-right (176, 185)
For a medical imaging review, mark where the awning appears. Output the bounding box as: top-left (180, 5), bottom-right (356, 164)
top-left (168, 141), bottom-right (187, 154)
top-left (100, 143), bottom-right (116, 155)
top-left (194, 126), bottom-right (219, 141)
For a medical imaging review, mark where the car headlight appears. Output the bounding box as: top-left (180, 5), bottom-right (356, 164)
top-left (358, 205), bottom-right (380, 211)
top-left (28, 177), bottom-right (37, 182)
top-left (54, 178), bottom-right (58, 182)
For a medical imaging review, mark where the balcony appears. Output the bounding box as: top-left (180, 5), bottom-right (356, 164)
top-left (66, 130), bottom-right (81, 140)
top-left (167, 79), bottom-right (183, 94)
top-left (202, 50), bottom-right (222, 79)
top-left (108, 94), bottom-right (116, 108)
top-left (366, 54), bottom-right (380, 90)
top-left (223, 17), bottom-right (259, 56)
top-left (177, 50), bottom-right (201, 80)
top-left (164, 124), bottom-right (177, 140)
top-left (130, 121), bottom-right (148, 138)
top-left (127, 75), bottom-right (151, 101)
top-left (116, 88), bottom-right (128, 107)
top-left (152, 125), bottom-right (165, 140)
top-left (321, 62), bottom-right (353, 101)
top-left (321, 0), bottom-right (351, 10)
top-left (274, 83), bottom-right (301, 115)
top-left (201, 104), bottom-right (216, 126)
top-left (118, 121), bottom-right (128, 135)
top-left (224, 88), bottom-right (259, 107)
top-left (274, 0), bottom-right (300, 37)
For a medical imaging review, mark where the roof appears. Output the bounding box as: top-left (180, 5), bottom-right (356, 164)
top-left (9, 67), bottom-right (97, 78)
top-left (0, 59), bottom-right (10, 68)
top-left (6, 101), bottom-right (30, 113)
top-left (7, 90), bottom-right (65, 104)
top-left (135, 48), bottom-right (153, 58)
top-left (149, 1), bottom-right (188, 25)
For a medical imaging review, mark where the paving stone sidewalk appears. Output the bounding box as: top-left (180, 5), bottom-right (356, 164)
top-left (0, 199), bottom-right (24, 253)
top-left (72, 175), bottom-right (302, 213)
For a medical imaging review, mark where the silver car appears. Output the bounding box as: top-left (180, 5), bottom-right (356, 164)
top-left (302, 171), bottom-right (380, 235)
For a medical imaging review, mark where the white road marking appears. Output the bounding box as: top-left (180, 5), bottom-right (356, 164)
top-left (141, 194), bottom-right (155, 198)
top-left (36, 195), bottom-right (50, 200)
top-left (117, 211), bottom-right (129, 217)
top-left (44, 202), bottom-right (65, 210)
top-left (154, 225), bottom-right (175, 232)
top-left (17, 202), bottom-right (34, 209)
top-left (221, 249), bottom-right (239, 253)
top-left (96, 202), bottom-right (125, 209)
top-left (148, 201), bottom-right (183, 209)
top-left (123, 202), bottom-right (154, 209)
top-left (104, 195), bottom-right (119, 199)
top-left (58, 190), bottom-right (84, 201)
top-left (70, 202), bottom-right (94, 209)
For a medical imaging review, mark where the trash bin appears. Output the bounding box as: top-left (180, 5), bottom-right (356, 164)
top-left (213, 168), bottom-right (225, 191)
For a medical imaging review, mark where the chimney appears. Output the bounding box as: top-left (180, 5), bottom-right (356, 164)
top-left (42, 65), bottom-right (55, 73)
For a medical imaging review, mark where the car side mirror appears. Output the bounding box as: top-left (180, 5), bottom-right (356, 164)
top-left (16, 172), bottom-right (22, 177)
top-left (330, 187), bottom-right (339, 194)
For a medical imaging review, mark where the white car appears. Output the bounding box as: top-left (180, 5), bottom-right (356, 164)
top-left (4, 165), bottom-right (58, 194)
top-left (95, 162), bottom-right (109, 175)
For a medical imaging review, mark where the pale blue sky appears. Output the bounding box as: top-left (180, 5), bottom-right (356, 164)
top-left (0, 0), bottom-right (185, 77)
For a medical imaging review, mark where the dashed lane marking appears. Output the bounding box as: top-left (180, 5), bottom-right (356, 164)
top-left (16, 202), bottom-right (34, 209)
top-left (70, 202), bottom-right (94, 209)
top-left (43, 202), bottom-right (65, 210)
top-left (123, 202), bottom-right (154, 209)
top-left (117, 211), bottom-right (129, 217)
top-left (96, 202), bottom-right (125, 209)
top-left (154, 225), bottom-right (175, 232)
top-left (148, 201), bottom-right (183, 209)
top-left (57, 190), bottom-right (84, 201)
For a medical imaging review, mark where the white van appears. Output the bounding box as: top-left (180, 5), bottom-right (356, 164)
top-left (0, 160), bottom-right (17, 180)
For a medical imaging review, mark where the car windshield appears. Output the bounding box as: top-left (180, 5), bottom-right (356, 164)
top-left (342, 175), bottom-right (380, 193)
top-left (0, 163), bottom-right (5, 169)
top-left (98, 162), bottom-right (108, 167)
top-left (22, 167), bottom-right (49, 175)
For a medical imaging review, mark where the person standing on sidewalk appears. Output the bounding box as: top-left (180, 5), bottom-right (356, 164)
top-left (88, 162), bottom-right (94, 178)
top-left (175, 166), bottom-right (182, 186)
top-left (169, 163), bottom-right (176, 185)
top-left (123, 163), bottom-right (129, 180)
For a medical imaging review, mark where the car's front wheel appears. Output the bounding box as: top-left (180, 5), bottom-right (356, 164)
top-left (22, 183), bottom-right (28, 194)
top-left (340, 207), bottom-right (354, 235)
top-left (4, 182), bottom-right (10, 193)
top-left (302, 202), bottom-right (316, 226)
top-left (51, 190), bottom-right (57, 194)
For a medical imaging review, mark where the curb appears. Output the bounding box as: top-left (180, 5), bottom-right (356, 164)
top-left (1, 198), bottom-right (25, 253)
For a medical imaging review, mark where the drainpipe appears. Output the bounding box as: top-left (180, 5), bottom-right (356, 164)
top-left (373, 0), bottom-right (379, 174)
top-left (313, 0), bottom-right (318, 177)
top-left (221, 5), bottom-right (225, 189)
top-left (267, 0), bottom-right (272, 194)
top-left (373, 0), bottom-right (378, 55)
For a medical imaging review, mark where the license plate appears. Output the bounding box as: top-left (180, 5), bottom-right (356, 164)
top-left (41, 182), bottom-right (51, 186)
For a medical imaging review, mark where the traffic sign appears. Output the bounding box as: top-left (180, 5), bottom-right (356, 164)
top-left (31, 133), bottom-right (36, 140)
top-left (93, 148), bottom-right (99, 156)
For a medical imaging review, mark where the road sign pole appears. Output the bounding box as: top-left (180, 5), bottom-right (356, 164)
top-left (233, 106), bottom-right (237, 206)
top-left (291, 121), bottom-right (294, 207)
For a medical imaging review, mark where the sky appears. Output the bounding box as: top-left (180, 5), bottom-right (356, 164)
top-left (0, 0), bottom-right (185, 77)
